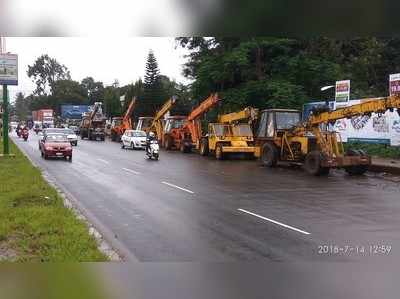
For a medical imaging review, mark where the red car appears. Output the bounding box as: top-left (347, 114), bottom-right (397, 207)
top-left (40, 134), bottom-right (73, 161)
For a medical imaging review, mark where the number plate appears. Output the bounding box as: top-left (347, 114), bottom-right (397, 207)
top-left (56, 152), bottom-right (63, 156)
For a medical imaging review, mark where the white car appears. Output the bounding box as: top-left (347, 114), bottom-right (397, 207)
top-left (121, 130), bottom-right (147, 150)
top-left (62, 128), bottom-right (78, 146)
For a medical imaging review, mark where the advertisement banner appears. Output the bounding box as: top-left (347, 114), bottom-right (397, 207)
top-left (389, 73), bottom-right (400, 96)
top-left (304, 99), bottom-right (400, 146)
top-left (335, 80), bottom-right (350, 108)
top-left (0, 53), bottom-right (18, 85)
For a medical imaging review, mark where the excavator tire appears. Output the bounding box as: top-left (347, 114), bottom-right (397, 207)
top-left (164, 136), bottom-right (172, 150)
top-left (215, 143), bottom-right (225, 160)
top-left (200, 138), bottom-right (209, 156)
top-left (261, 143), bottom-right (278, 167)
top-left (180, 143), bottom-right (191, 153)
top-left (304, 151), bottom-right (330, 176)
top-left (344, 149), bottom-right (369, 175)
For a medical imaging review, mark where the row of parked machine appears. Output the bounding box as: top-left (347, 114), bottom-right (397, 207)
top-left (68, 93), bottom-right (400, 175)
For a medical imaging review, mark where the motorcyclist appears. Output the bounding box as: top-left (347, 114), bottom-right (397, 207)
top-left (146, 131), bottom-right (157, 153)
top-left (16, 124), bottom-right (22, 136)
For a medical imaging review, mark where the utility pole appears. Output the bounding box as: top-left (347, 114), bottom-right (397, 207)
top-left (1, 36), bottom-right (17, 156)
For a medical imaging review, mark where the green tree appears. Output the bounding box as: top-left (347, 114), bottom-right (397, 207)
top-left (81, 77), bottom-right (104, 104)
top-left (103, 86), bottom-right (121, 118)
top-left (27, 54), bottom-right (71, 95)
top-left (142, 50), bottom-right (164, 116)
top-left (51, 80), bottom-right (88, 114)
top-left (14, 92), bottom-right (29, 121)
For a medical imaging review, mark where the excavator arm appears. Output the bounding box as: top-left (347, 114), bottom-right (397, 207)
top-left (149, 96), bottom-right (177, 141)
top-left (185, 93), bottom-right (220, 145)
top-left (187, 93), bottom-right (220, 121)
top-left (122, 97), bottom-right (137, 123)
top-left (307, 95), bottom-right (400, 127)
top-left (218, 107), bottom-right (259, 124)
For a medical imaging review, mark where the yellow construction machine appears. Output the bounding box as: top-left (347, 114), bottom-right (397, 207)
top-left (199, 107), bottom-right (259, 160)
top-left (149, 96), bottom-right (177, 145)
top-left (255, 95), bottom-right (400, 175)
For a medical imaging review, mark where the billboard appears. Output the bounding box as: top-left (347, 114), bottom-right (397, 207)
top-left (335, 80), bottom-right (350, 108)
top-left (61, 105), bottom-right (90, 119)
top-left (389, 73), bottom-right (400, 96)
top-left (0, 54), bottom-right (18, 85)
top-left (304, 99), bottom-right (400, 146)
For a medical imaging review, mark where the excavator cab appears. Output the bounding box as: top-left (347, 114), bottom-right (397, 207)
top-left (257, 109), bottom-right (301, 138)
top-left (163, 116), bottom-right (187, 149)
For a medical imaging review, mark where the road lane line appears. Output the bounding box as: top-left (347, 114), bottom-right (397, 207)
top-left (122, 167), bottom-right (140, 175)
top-left (237, 208), bottom-right (311, 235)
top-left (161, 181), bottom-right (194, 194)
top-left (96, 158), bottom-right (110, 164)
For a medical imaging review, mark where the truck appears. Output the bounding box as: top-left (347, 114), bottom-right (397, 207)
top-left (80, 102), bottom-right (106, 141)
top-left (33, 109), bottom-right (54, 128)
top-left (255, 95), bottom-right (400, 175)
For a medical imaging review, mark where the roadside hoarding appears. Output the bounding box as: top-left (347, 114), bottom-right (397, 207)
top-left (335, 80), bottom-right (350, 108)
top-left (389, 73), bottom-right (400, 96)
top-left (0, 53), bottom-right (18, 85)
top-left (61, 105), bottom-right (90, 119)
top-left (304, 99), bottom-right (400, 146)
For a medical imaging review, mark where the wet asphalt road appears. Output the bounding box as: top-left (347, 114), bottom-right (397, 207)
top-left (12, 132), bottom-right (400, 263)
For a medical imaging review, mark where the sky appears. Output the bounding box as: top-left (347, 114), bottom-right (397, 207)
top-left (3, 37), bottom-right (190, 102)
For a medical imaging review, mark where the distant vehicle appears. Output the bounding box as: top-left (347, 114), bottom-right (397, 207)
top-left (38, 128), bottom-right (67, 149)
top-left (121, 130), bottom-right (147, 150)
top-left (60, 128), bottom-right (78, 146)
top-left (33, 122), bottom-right (42, 134)
top-left (22, 128), bottom-right (29, 141)
top-left (69, 125), bottom-right (80, 135)
top-left (40, 134), bottom-right (72, 162)
top-left (9, 122), bottom-right (18, 130)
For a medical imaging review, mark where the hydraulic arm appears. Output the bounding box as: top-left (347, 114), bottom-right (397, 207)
top-left (150, 96), bottom-right (177, 141)
top-left (217, 107), bottom-right (259, 124)
top-left (185, 93), bottom-right (220, 146)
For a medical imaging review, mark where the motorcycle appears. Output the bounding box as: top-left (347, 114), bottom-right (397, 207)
top-left (22, 129), bottom-right (29, 141)
top-left (16, 127), bottom-right (23, 138)
top-left (146, 140), bottom-right (160, 160)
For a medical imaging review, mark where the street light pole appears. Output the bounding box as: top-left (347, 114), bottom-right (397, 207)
top-left (2, 84), bottom-right (9, 155)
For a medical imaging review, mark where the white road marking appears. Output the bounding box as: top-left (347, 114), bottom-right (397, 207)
top-left (96, 158), bottom-right (110, 164)
top-left (161, 181), bottom-right (195, 194)
top-left (237, 208), bottom-right (311, 235)
top-left (122, 167), bottom-right (140, 175)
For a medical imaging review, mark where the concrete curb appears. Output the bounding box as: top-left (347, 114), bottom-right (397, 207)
top-left (369, 164), bottom-right (400, 175)
top-left (12, 137), bottom-right (138, 262)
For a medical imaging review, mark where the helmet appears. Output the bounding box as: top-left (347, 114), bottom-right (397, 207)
top-left (149, 132), bottom-right (155, 138)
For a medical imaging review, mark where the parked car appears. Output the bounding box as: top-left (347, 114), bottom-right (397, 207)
top-left (121, 130), bottom-right (147, 150)
top-left (40, 134), bottom-right (73, 161)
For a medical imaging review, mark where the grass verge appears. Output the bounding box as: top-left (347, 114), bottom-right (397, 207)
top-left (0, 139), bottom-right (107, 261)
top-left (344, 142), bottom-right (400, 159)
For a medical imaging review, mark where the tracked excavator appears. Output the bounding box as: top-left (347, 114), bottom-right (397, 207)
top-left (199, 107), bottom-right (259, 160)
top-left (255, 95), bottom-right (400, 175)
top-left (110, 97), bottom-right (137, 142)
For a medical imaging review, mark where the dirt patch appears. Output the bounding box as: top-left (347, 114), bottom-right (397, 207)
top-left (0, 241), bottom-right (18, 261)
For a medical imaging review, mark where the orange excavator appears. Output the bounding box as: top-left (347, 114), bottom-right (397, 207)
top-left (164, 93), bottom-right (220, 153)
top-left (110, 97), bottom-right (137, 142)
